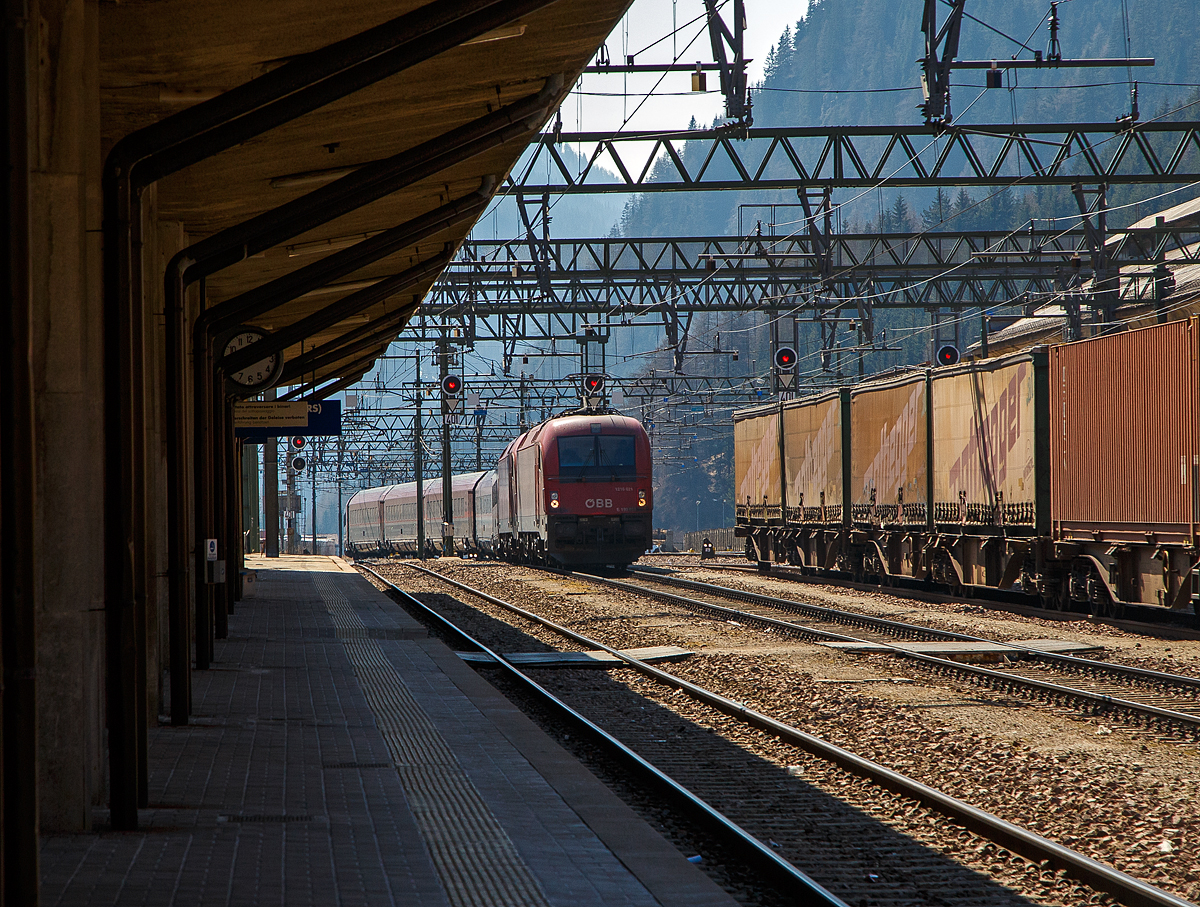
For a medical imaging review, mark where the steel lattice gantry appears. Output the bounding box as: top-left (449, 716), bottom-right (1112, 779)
top-left (424, 224), bottom-right (1200, 320)
top-left (511, 122), bottom-right (1200, 194)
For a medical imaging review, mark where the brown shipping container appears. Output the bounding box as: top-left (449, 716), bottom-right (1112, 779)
top-left (1050, 318), bottom-right (1200, 544)
top-left (782, 391), bottom-right (842, 517)
top-left (734, 405), bottom-right (782, 513)
top-left (931, 353), bottom-right (1038, 520)
top-left (851, 374), bottom-right (928, 511)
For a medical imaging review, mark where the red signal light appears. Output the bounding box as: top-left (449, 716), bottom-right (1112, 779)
top-left (290, 436), bottom-right (306, 451)
top-left (441, 375), bottom-right (462, 396)
top-left (936, 344), bottom-right (961, 367)
top-left (583, 374), bottom-right (605, 394)
top-left (773, 346), bottom-right (797, 369)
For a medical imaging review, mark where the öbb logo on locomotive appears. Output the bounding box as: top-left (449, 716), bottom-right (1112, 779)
top-left (345, 411), bottom-right (653, 569)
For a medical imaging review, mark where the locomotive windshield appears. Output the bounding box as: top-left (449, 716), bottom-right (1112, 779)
top-left (557, 434), bottom-right (637, 481)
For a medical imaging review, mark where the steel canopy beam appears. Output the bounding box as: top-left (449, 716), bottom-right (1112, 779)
top-left (222, 253), bottom-right (454, 375)
top-left (278, 302), bottom-right (420, 384)
top-left (210, 180), bottom-right (494, 345)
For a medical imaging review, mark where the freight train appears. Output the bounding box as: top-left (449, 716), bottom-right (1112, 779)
top-left (346, 409), bottom-right (653, 569)
top-left (734, 317), bottom-right (1200, 618)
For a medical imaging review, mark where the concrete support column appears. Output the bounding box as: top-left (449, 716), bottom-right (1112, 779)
top-left (3, 0), bottom-right (42, 899)
top-left (30, 0), bottom-right (105, 832)
top-left (154, 219), bottom-right (188, 718)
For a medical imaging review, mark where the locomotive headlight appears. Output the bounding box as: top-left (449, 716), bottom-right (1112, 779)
top-left (550, 492), bottom-right (559, 509)
top-left (638, 490), bottom-right (647, 507)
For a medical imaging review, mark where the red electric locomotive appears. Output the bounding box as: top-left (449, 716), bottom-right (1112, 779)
top-left (497, 412), bottom-right (653, 568)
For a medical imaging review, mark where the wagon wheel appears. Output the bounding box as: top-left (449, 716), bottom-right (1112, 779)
top-left (1041, 574), bottom-right (1070, 612)
top-left (1087, 569), bottom-right (1124, 619)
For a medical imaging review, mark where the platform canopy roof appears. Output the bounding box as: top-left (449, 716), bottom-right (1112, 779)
top-left (100, 0), bottom-right (631, 391)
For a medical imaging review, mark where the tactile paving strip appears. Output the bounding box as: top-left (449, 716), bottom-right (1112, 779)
top-left (313, 573), bottom-right (552, 907)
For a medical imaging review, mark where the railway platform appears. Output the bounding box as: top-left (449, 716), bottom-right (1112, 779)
top-left (40, 556), bottom-right (734, 907)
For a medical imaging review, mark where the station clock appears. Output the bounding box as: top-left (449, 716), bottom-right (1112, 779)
top-left (221, 326), bottom-right (284, 393)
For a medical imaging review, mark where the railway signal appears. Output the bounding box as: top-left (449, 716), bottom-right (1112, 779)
top-left (936, 344), bottom-right (961, 366)
top-left (582, 374), bottom-right (605, 395)
top-left (289, 436), bottom-right (307, 472)
top-left (441, 374), bottom-right (463, 397)
top-left (773, 346), bottom-right (797, 392)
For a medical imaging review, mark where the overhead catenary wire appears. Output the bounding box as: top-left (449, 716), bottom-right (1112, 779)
top-left (366, 8), bottom-right (1200, 414)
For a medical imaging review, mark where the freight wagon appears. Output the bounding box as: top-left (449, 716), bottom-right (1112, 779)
top-left (735, 319), bottom-right (1200, 616)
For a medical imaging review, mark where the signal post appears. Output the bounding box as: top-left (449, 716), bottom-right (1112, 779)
top-left (439, 341), bottom-right (462, 556)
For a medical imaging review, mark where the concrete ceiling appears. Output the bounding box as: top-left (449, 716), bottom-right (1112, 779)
top-left (100, 0), bottom-right (631, 388)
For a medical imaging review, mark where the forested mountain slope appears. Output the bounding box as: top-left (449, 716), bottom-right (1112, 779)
top-left (633, 0), bottom-right (1200, 533)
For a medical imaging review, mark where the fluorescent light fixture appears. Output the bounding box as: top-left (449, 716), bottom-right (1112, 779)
top-left (270, 167), bottom-right (358, 190)
top-left (286, 232), bottom-right (381, 257)
top-left (463, 24), bottom-right (526, 45)
top-left (159, 87), bottom-right (222, 105)
top-left (299, 280), bottom-right (379, 299)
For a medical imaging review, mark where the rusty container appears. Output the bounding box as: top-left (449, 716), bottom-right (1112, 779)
top-left (734, 403), bottom-right (782, 520)
top-left (1050, 317), bottom-right (1200, 545)
top-left (781, 390), bottom-right (843, 523)
top-left (930, 351), bottom-right (1042, 527)
top-left (850, 373), bottom-right (928, 523)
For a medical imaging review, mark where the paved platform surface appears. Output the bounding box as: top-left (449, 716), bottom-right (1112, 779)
top-left (41, 556), bottom-right (735, 907)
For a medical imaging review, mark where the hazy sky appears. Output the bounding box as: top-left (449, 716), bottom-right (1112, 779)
top-left (562, 0), bottom-right (810, 134)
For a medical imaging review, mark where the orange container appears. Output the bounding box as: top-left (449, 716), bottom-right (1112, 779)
top-left (734, 403), bottom-right (782, 518)
top-left (850, 373), bottom-right (928, 520)
top-left (782, 391), bottom-right (843, 521)
top-left (930, 351), bottom-right (1040, 525)
top-left (1050, 318), bottom-right (1200, 545)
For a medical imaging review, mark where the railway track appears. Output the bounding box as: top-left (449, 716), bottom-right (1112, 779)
top-left (578, 568), bottom-right (1200, 739)
top-left (357, 563), bottom-right (849, 907)
top-left (368, 560), bottom-right (1196, 907)
top-left (697, 561), bottom-right (1200, 638)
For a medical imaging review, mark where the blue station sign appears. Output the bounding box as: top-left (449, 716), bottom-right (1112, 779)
top-left (234, 399), bottom-right (342, 442)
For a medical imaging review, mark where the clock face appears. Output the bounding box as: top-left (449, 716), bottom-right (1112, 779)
top-left (222, 328), bottom-right (284, 392)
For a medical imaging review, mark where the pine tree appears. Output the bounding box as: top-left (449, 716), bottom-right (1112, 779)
top-left (952, 188), bottom-right (976, 230)
top-left (922, 187), bottom-right (952, 231)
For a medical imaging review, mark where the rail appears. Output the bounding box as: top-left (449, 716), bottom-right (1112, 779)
top-left (357, 562), bottom-right (849, 907)
top-left (387, 561), bottom-right (1196, 907)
